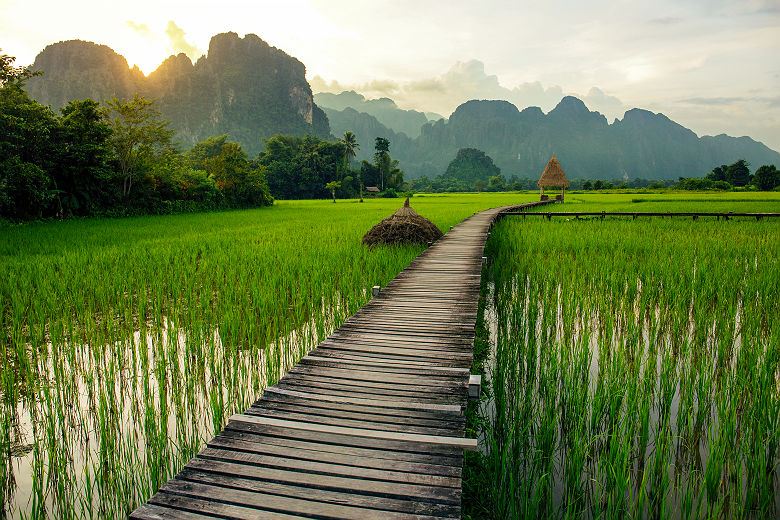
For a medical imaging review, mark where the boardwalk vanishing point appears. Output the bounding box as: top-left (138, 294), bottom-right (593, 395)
top-left (131, 200), bottom-right (552, 520)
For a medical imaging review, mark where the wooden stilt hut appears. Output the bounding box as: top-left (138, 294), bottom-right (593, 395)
top-left (538, 153), bottom-right (569, 202)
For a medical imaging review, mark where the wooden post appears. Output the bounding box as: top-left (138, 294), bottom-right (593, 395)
top-left (372, 286), bottom-right (381, 297)
top-left (468, 375), bottom-right (481, 399)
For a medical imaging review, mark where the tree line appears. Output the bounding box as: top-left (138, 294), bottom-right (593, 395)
top-left (0, 52), bottom-right (409, 221)
top-left (410, 147), bottom-right (778, 194)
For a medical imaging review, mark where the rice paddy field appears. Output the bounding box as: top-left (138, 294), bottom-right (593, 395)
top-left (0, 193), bottom-right (534, 518)
top-left (467, 192), bottom-right (780, 519)
top-left (1, 190), bottom-right (778, 519)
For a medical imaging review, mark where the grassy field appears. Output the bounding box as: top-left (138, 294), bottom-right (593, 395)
top-left (466, 194), bottom-right (780, 518)
top-left (1, 191), bottom-right (778, 518)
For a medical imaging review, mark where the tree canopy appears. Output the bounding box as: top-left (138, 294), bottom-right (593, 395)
top-left (444, 148), bottom-right (501, 189)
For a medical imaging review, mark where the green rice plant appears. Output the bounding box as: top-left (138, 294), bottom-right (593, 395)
top-left (469, 196), bottom-right (780, 519)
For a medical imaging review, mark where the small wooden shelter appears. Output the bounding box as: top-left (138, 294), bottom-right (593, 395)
top-left (537, 153), bottom-right (570, 202)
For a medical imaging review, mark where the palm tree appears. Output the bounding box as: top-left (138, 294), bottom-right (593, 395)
top-left (339, 131), bottom-right (359, 177)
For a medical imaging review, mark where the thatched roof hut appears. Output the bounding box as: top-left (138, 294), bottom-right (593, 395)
top-left (362, 198), bottom-right (442, 246)
top-left (538, 153), bottom-right (570, 188)
top-left (537, 153), bottom-right (569, 201)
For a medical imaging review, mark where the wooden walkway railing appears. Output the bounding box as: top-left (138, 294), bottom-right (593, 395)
top-left (502, 211), bottom-right (780, 220)
top-left (130, 200), bottom-right (553, 520)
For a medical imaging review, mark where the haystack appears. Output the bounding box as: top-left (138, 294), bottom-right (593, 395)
top-left (537, 153), bottom-right (569, 201)
top-left (362, 198), bottom-right (442, 246)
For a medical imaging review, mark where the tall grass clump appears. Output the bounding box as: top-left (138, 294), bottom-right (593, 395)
top-left (469, 215), bottom-right (779, 519)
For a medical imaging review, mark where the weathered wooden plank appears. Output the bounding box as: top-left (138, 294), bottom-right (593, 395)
top-left (286, 365), bottom-right (467, 388)
top-left (184, 457), bottom-right (461, 503)
top-left (229, 415), bottom-right (478, 450)
top-left (129, 503), bottom-right (219, 520)
top-left (209, 431), bottom-right (462, 477)
top-left (244, 407), bottom-right (463, 437)
top-left (253, 401), bottom-right (464, 434)
top-left (198, 446), bottom-right (463, 488)
top-left (299, 354), bottom-right (471, 376)
top-left (262, 386), bottom-right (464, 412)
top-left (222, 422), bottom-right (463, 466)
top-left (148, 491), bottom-right (304, 519)
top-left (252, 386), bottom-right (463, 421)
top-left (158, 479), bottom-right (452, 520)
top-left (177, 466), bottom-right (460, 517)
top-left (274, 380), bottom-right (466, 404)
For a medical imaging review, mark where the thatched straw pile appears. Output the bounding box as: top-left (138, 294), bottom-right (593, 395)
top-left (537, 153), bottom-right (570, 187)
top-left (362, 198), bottom-right (442, 246)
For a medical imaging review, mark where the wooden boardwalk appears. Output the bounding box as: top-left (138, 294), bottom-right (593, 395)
top-left (131, 201), bottom-right (551, 520)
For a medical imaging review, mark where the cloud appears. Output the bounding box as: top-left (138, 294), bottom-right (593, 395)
top-left (582, 87), bottom-right (626, 120)
top-left (125, 21), bottom-right (151, 36)
top-left (312, 59), bottom-right (623, 120)
top-left (165, 21), bottom-right (201, 60)
top-left (680, 97), bottom-right (746, 106)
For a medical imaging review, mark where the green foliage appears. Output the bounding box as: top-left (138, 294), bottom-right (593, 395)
top-left (325, 180), bottom-right (341, 202)
top-left (725, 159), bottom-right (750, 186)
top-left (54, 99), bottom-right (114, 215)
top-left (487, 174), bottom-right (506, 192)
top-left (185, 134), bottom-right (229, 168)
top-left (676, 177), bottom-right (713, 190)
top-left (707, 159), bottom-right (752, 187)
top-left (204, 142), bottom-right (273, 207)
top-left (260, 134), bottom-right (344, 199)
top-left (752, 164), bottom-right (778, 191)
top-left (104, 94), bottom-right (176, 198)
top-left (444, 148), bottom-right (501, 187)
top-left (0, 68), bottom-right (58, 219)
top-left (0, 158), bottom-right (51, 219)
top-left (0, 49), bottom-right (40, 88)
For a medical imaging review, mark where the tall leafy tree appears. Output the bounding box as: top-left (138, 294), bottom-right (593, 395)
top-left (54, 99), bottom-right (113, 215)
top-left (752, 164), bottom-right (778, 191)
top-left (725, 159), bottom-right (750, 187)
top-left (0, 53), bottom-right (57, 219)
top-left (374, 137), bottom-right (390, 190)
top-left (204, 142), bottom-right (272, 206)
top-left (104, 94), bottom-right (175, 198)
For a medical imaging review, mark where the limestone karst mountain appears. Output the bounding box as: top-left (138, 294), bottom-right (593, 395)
top-left (25, 32), bottom-right (330, 155)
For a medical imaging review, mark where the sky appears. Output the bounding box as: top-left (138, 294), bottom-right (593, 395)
top-left (2, 0), bottom-right (779, 151)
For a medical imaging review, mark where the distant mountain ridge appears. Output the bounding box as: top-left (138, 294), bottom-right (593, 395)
top-left (24, 33), bottom-right (330, 155)
top-left (314, 90), bottom-right (438, 138)
top-left (325, 97), bottom-right (780, 180)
